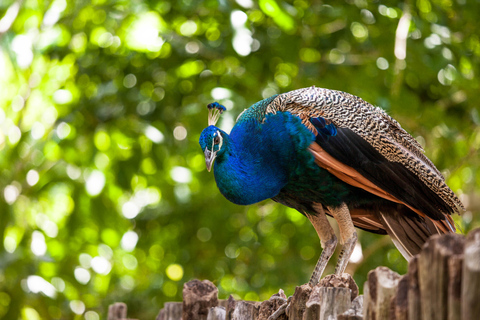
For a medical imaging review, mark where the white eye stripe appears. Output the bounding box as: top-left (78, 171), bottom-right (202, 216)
top-left (216, 130), bottom-right (223, 150)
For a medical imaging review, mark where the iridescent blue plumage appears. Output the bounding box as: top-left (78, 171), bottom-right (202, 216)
top-left (199, 95), bottom-right (344, 206)
top-left (311, 117), bottom-right (337, 137)
top-left (201, 109), bottom-right (317, 205)
top-left (199, 87), bottom-right (462, 288)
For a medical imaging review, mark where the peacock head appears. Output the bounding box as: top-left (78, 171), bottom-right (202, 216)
top-left (199, 102), bottom-right (228, 172)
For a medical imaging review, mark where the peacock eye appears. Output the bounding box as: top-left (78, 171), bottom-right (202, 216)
top-left (213, 136), bottom-right (220, 144)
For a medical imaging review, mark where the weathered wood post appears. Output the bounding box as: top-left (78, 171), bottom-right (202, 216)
top-left (391, 275), bottom-right (408, 320)
top-left (182, 279), bottom-right (218, 320)
top-left (284, 274), bottom-right (358, 320)
top-left (231, 301), bottom-right (260, 319)
top-left (314, 274), bottom-right (358, 320)
top-left (448, 254), bottom-right (463, 320)
top-left (418, 233), bottom-right (464, 320)
top-left (363, 266), bottom-right (400, 320)
top-left (286, 284), bottom-right (311, 319)
top-left (307, 286), bottom-right (352, 320)
top-left (108, 302), bottom-right (127, 320)
top-left (258, 290), bottom-right (287, 320)
top-left (462, 228), bottom-right (480, 320)
top-left (338, 296), bottom-right (363, 320)
top-left (207, 306), bottom-right (226, 320)
top-left (156, 302), bottom-right (182, 320)
top-left (407, 256), bottom-right (421, 320)
top-left (225, 295), bottom-right (236, 320)
top-left (108, 302), bottom-right (138, 320)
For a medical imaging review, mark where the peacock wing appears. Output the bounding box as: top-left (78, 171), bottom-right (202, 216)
top-left (266, 87), bottom-right (463, 220)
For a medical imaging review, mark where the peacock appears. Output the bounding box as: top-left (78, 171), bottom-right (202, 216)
top-left (199, 86), bottom-right (464, 286)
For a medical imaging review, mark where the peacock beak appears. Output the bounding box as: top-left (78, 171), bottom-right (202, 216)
top-left (204, 148), bottom-right (216, 172)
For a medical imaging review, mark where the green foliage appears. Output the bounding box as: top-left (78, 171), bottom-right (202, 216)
top-left (0, 0), bottom-right (479, 319)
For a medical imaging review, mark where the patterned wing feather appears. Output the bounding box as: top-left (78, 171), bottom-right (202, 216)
top-left (266, 86), bottom-right (464, 215)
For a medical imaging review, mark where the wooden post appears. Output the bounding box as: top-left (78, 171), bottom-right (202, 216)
top-left (306, 274), bottom-right (358, 320)
top-left (225, 295), bottom-right (236, 320)
top-left (207, 307), bottom-right (226, 320)
top-left (364, 266), bottom-right (400, 320)
top-left (339, 311), bottom-right (363, 320)
top-left (462, 228), bottom-right (480, 320)
top-left (391, 275), bottom-right (408, 320)
top-left (108, 303), bottom-right (127, 320)
top-left (448, 255), bottom-right (463, 320)
top-left (258, 290), bottom-right (287, 320)
top-left (408, 256), bottom-right (421, 320)
top-left (108, 302), bottom-right (138, 320)
top-left (231, 301), bottom-right (260, 319)
top-left (303, 289), bottom-right (321, 320)
top-left (338, 295), bottom-right (363, 320)
top-left (218, 299), bottom-right (230, 309)
top-left (183, 279), bottom-right (219, 320)
top-left (156, 302), bottom-right (183, 320)
top-left (287, 284), bottom-right (312, 320)
top-left (319, 273), bottom-right (359, 301)
top-left (418, 233), bottom-right (464, 320)
top-left (307, 286), bottom-right (352, 320)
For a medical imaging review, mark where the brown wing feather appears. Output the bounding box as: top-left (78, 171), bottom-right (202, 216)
top-left (266, 86), bottom-right (464, 214)
top-left (308, 142), bottom-right (454, 234)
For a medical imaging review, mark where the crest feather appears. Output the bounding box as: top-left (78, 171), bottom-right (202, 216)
top-left (207, 102), bottom-right (226, 126)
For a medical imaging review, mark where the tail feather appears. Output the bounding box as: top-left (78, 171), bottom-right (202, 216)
top-left (378, 211), bottom-right (447, 260)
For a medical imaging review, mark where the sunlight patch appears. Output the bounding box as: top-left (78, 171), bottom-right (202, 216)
top-left (85, 170), bottom-right (105, 196)
top-left (166, 264), bottom-right (184, 281)
top-left (125, 12), bottom-right (166, 52)
top-left (31, 231), bottom-right (47, 256)
top-left (27, 275), bottom-right (57, 298)
top-left (121, 231), bottom-right (139, 252)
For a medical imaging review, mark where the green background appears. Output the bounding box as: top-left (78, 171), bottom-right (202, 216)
top-left (0, 0), bottom-right (479, 319)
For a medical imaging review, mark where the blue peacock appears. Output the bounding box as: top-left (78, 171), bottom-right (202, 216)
top-left (199, 86), bottom-right (463, 286)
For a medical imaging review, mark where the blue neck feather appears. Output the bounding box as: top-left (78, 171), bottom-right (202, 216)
top-left (213, 111), bottom-right (315, 205)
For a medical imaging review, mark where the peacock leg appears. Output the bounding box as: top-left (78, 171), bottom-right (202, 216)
top-left (328, 202), bottom-right (357, 275)
top-left (268, 205), bottom-right (336, 320)
top-left (306, 204), bottom-right (338, 286)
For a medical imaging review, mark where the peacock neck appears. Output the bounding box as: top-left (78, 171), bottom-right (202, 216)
top-left (213, 132), bottom-right (290, 206)
top-left (212, 111), bottom-right (318, 206)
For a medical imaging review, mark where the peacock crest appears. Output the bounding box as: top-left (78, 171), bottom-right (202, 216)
top-left (207, 102), bottom-right (226, 126)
